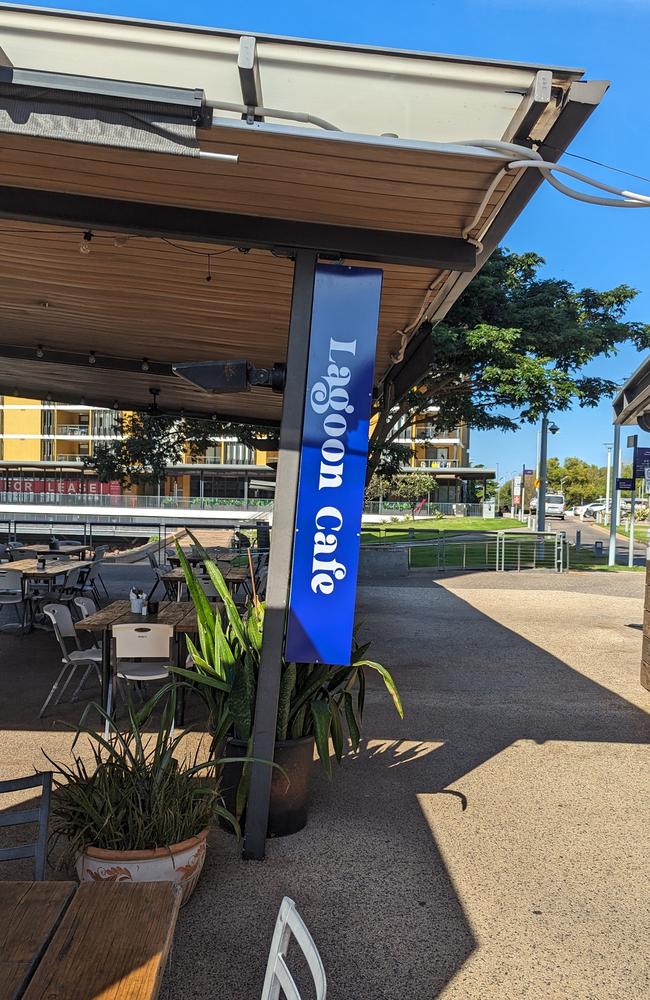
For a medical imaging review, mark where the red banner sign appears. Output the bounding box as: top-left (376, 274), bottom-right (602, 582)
top-left (0, 477), bottom-right (121, 496)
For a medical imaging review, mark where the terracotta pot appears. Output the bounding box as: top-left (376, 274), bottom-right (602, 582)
top-left (220, 735), bottom-right (314, 837)
top-left (76, 828), bottom-right (208, 906)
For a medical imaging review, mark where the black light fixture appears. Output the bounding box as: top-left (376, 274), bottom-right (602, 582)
top-left (549, 421), bottom-right (560, 435)
top-left (173, 360), bottom-right (286, 394)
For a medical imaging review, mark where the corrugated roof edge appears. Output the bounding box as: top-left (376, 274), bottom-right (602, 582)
top-left (0, 3), bottom-right (585, 78)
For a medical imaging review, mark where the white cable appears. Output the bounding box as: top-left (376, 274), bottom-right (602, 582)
top-left (505, 159), bottom-right (650, 207)
top-left (458, 138), bottom-right (650, 240)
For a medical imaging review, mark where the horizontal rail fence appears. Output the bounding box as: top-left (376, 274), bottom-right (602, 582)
top-left (0, 491), bottom-right (274, 513)
top-left (0, 516), bottom-right (256, 550)
top-left (364, 501), bottom-right (488, 518)
top-left (404, 530), bottom-right (568, 572)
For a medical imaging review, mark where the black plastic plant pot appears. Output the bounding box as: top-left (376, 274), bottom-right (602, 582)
top-left (220, 735), bottom-right (315, 837)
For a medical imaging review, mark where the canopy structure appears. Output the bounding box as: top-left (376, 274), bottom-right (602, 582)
top-left (0, 4), bottom-right (607, 856)
top-left (612, 355), bottom-right (650, 427)
top-left (0, 4), bottom-right (605, 421)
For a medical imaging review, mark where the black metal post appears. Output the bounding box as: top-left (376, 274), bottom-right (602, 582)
top-left (243, 249), bottom-right (317, 860)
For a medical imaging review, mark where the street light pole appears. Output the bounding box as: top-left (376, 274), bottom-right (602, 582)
top-left (536, 414), bottom-right (549, 532)
top-left (608, 423), bottom-right (621, 566)
top-left (604, 443), bottom-right (613, 522)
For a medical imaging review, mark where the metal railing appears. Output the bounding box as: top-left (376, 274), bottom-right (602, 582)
top-left (0, 515), bottom-right (259, 548)
top-left (55, 424), bottom-right (90, 436)
top-left (405, 529), bottom-right (568, 572)
top-left (0, 492), bottom-right (274, 512)
top-left (363, 501), bottom-right (485, 517)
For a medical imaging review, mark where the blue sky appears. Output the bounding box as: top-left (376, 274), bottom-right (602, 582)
top-left (14, 0), bottom-right (650, 476)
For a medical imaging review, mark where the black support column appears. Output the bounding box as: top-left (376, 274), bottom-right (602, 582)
top-left (243, 249), bottom-right (317, 860)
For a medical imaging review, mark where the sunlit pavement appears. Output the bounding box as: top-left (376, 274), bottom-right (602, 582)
top-left (1, 565), bottom-right (649, 999)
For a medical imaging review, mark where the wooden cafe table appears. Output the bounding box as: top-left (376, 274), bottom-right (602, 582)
top-left (74, 600), bottom-right (198, 716)
top-left (8, 558), bottom-right (93, 584)
top-left (0, 880), bottom-right (181, 1000)
top-left (162, 564), bottom-right (250, 600)
top-left (14, 543), bottom-right (88, 560)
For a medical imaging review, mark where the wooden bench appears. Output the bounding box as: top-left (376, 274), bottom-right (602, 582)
top-left (0, 881), bottom-right (181, 1000)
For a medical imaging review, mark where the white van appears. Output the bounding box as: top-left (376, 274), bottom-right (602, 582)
top-left (530, 493), bottom-right (566, 519)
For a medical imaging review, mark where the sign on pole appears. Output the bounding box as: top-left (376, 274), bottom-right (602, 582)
top-left (645, 469), bottom-right (650, 494)
top-left (285, 264), bottom-right (382, 665)
top-left (633, 445), bottom-right (650, 481)
top-left (616, 477), bottom-right (635, 491)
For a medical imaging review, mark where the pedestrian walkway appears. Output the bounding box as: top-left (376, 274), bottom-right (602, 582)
top-left (1, 567), bottom-right (648, 998)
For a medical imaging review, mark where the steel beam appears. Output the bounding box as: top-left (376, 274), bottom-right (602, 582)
top-left (0, 185), bottom-right (476, 271)
top-left (243, 249), bottom-right (316, 861)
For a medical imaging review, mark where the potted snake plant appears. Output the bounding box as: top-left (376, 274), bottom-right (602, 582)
top-left (45, 684), bottom-right (239, 904)
top-left (172, 539), bottom-right (403, 836)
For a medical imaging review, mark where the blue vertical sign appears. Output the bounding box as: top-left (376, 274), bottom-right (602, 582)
top-left (285, 264), bottom-right (383, 665)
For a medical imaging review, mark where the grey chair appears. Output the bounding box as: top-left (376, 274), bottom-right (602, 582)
top-left (0, 567), bottom-right (28, 633)
top-left (0, 772), bottom-right (52, 880)
top-left (89, 547), bottom-right (110, 600)
top-left (41, 603), bottom-right (102, 717)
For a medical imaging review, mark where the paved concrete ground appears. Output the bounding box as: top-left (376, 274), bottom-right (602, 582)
top-left (1, 565), bottom-right (649, 998)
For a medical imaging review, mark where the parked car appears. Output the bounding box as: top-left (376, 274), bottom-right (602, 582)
top-left (529, 493), bottom-right (566, 519)
top-left (576, 500), bottom-right (607, 519)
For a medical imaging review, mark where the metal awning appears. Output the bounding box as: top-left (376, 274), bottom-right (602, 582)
top-left (0, 4), bottom-right (605, 421)
top-left (612, 355), bottom-right (650, 427)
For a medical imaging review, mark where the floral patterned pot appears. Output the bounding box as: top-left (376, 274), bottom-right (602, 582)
top-left (76, 828), bottom-right (208, 906)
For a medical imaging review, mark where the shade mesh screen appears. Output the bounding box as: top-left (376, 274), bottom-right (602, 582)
top-left (0, 84), bottom-right (200, 156)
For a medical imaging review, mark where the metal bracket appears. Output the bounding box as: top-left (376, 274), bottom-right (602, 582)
top-left (238, 36), bottom-right (264, 123)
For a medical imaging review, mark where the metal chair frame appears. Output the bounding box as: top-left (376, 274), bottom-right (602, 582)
top-left (0, 567), bottom-right (28, 634)
top-left (260, 897), bottom-right (327, 1000)
top-left (0, 772), bottom-right (52, 880)
top-left (40, 603), bottom-right (102, 717)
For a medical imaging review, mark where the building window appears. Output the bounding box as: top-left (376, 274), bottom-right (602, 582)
top-left (223, 443), bottom-right (254, 465)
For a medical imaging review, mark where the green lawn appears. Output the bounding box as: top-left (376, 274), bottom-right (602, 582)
top-left (361, 516), bottom-right (521, 544)
top-left (617, 524), bottom-right (650, 544)
top-left (568, 547), bottom-right (644, 572)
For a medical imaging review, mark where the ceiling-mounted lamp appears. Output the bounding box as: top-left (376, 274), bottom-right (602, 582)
top-left (172, 359), bottom-right (286, 394)
top-left (79, 231), bottom-right (93, 255)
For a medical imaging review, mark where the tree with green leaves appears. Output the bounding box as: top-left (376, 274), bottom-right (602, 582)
top-left (85, 412), bottom-right (216, 490)
top-left (546, 455), bottom-right (632, 507)
top-left (367, 247), bottom-right (649, 485)
top-left (391, 472), bottom-right (433, 518)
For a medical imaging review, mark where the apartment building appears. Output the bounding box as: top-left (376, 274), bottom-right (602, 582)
top-left (0, 395), bottom-right (275, 499)
top-left (393, 407), bottom-right (491, 503)
top-left (0, 397), bottom-right (121, 464)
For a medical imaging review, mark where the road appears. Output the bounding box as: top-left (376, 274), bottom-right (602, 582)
top-left (545, 513), bottom-right (648, 565)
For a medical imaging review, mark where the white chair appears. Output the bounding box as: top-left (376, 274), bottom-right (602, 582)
top-left (0, 568), bottom-right (27, 633)
top-left (41, 603), bottom-right (102, 717)
top-left (260, 897), bottom-right (327, 1000)
top-left (107, 624), bottom-right (174, 735)
top-left (73, 596), bottom-right (97, 619)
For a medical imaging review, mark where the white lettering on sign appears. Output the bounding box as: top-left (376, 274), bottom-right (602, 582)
top-left (307, 340), bottom-right (358, 596)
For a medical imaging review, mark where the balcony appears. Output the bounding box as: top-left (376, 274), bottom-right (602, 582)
top-left (56, 453), bottom-right (85, 462)
top-left (408, 459), bottom-right (459, 469)
top-left (55, 424), bottom-right (90, 436)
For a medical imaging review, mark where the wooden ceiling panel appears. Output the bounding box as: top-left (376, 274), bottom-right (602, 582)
top-left (0, 221), bottom-right (443, 419)
top-left (0, 122), bottom-right (511, 237)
